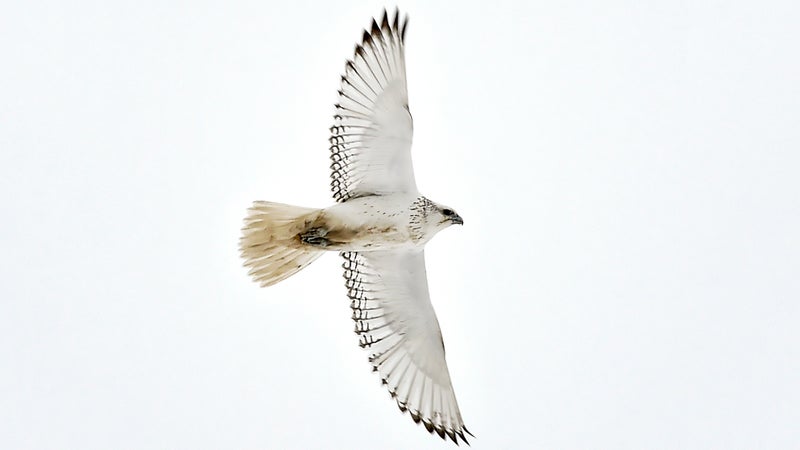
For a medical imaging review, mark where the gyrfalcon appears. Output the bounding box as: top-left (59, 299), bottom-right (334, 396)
top-left (240, 8), bottom-right (472, 445)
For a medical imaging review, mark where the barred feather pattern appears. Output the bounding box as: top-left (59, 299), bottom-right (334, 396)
top-left (330, 8), bottom-right (416, 203)
top-left (341, 250), bottom-right (472, 445)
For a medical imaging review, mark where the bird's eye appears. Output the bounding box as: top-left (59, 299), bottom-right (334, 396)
top-left (442, 209), bottom-right (453, 216)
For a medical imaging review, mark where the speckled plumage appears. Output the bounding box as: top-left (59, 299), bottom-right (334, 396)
top-left (240, 8), bottom-right (471, 445)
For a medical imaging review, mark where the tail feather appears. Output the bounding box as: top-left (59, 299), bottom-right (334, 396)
top-left (240, 201), bottom-right (324, 287)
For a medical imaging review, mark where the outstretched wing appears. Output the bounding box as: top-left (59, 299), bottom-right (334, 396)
top-left (341, 250), bottom-right (472, 445)
top-left (330, 9), bottom-right (416, 202)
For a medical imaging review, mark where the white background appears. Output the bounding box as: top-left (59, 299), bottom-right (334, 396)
top-left (2, 1), bottom-right (799, 449)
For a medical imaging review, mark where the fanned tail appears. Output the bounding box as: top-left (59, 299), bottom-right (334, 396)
top-left (239, 201), bottom-right (324, 287)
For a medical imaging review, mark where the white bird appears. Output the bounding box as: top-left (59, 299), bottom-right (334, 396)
top-left (240, 9), bottom-right (472, 445)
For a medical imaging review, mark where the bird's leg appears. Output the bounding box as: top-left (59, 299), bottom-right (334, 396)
top-left (299, 227), bottom-right (331, 247)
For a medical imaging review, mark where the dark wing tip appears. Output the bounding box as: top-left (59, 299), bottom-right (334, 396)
top-left (380, 9), bottom-right (390, 32)
top-left (354, 44), bottom-right (367, 60)
top-left (395, 403), bottom-right (471, 446)
top-left (392, 7), bottom-right (400, 33)
top-left (371, 18), bottom-right (381, 35)
top-left (447, 429), bottom-right (459, 445)
top-left (459, 429), bottom-right (471, 446)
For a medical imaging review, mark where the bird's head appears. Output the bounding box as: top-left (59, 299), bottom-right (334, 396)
top-left (436, 204), bottom-right (464, 227)
top-left (410, 197), bottom-right (464, 242)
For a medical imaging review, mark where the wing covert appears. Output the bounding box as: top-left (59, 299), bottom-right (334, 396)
top-left (341, 250), bottom-right (472, 444)
top-left (330, 9), bottom-right (416, 202)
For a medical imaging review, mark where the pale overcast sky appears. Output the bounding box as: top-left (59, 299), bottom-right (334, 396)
top-left (1, 1), bottom-right (799, 449)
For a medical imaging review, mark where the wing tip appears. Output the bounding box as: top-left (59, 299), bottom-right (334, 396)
top-left (370, 18), bottom-right (381, 37)
top-left (396, 405), bottom-right (473, 446)
top-left (400, 12), bottom-right (409, 42)
top-left (365, 8), bottom-right (409, 44)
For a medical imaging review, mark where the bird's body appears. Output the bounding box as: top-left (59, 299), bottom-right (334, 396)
top-left (301, 193), bottom-right (429, 251)
top-left (240, 9), bottom-right (472, 445)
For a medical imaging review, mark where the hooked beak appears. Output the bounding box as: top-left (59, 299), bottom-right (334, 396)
top-left (451, 214), bottom-right (464, 225)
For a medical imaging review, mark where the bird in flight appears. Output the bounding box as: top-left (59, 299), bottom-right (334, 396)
top-left (240, 8), bottom-right (472, 445)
